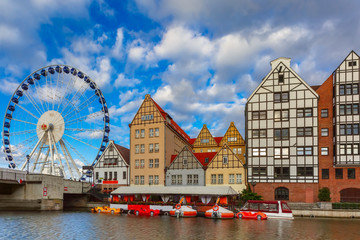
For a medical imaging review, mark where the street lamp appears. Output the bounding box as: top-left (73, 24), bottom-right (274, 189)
top-left (251, 181), bottom-right (257, 193)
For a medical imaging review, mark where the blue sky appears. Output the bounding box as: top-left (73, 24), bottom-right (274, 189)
top-left (1, 0), bottom-right (360, 165)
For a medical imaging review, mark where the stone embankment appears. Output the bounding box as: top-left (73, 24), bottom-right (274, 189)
top-left (288, 202), bottom-right (360, 218)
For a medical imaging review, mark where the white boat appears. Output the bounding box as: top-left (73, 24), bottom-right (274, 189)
top-left (239, 200), bottom-right (294, 219)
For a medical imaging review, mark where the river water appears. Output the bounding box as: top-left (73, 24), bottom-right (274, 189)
top-left (0, 211), bottom-right (359, 240)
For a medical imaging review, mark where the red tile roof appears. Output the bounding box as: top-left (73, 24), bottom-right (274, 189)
top-left (151, 97), bottom-right (191, 142)
top-left (114, 143), bottom-right (130, 165)
top-left (189, 138), bottom-right (196, 145)
top-left (214, 137), bottom-right (223, 145)
top-left (193, 152), bottom-right (217, 167)
top-left (170, 154), bottom-right (177, 163)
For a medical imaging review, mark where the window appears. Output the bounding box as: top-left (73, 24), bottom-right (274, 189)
top-left (321, 128), bottom-right (329, 137)
top-left (183, 157), bottom-right (187, 165)
top-left (274, 92), bottom-right (289, 102)
top-left (322, 169), bottom-right (329, 179)
top-left (109, 172), bottom-right (112, 180)
top-left (135, 176), bottom-right (139, 185)
top-left (141, 129), bottom-right (145, 138)
top-left (321, 109), bottom-right (328, 118)
top-left (252, 167), bottom-right (267, 176)
top-left (252, 111), bottom-right (266, 120)
top-left (233, 148), bottom-right (242, 154)
top-left (140, 159), bottom-right (145, 168)
top-left (275, 187), bottom-right (289, 200)
top-left (155, 128), bottom-right (159, 137)
top-left (297, 127), bottom-right (313, 137)
top-left (149, 159), bottom-right (153, 168)
top-left (349, 61), bottom-right (357, 67)
top-left (171, 175), bottom-right (176, 185)
top-left (274, 128), bottom-right (289, 140)
top-left (274, 110), bottom-right (289, 121)
top-left (274, 148), bottom-right (289, 159)
top-left (252, 129), bottom-right (267, 138)
top-left (297, 108), bottom-right (313, 117)
top-left (140, 175), bottom-right (145, 185)
top-left (187, 175), bottom-right (193, 185)
top-left (135, 129), bottom-right (140, 139)
top-left (149, 128), bottom-right (154, 137)
top-left (155, 143), bottom-right (159, 152)
top-left (297, 167), bottom-right (313, 177)
top-left (200, 139), bottom-right (209, 143)
top-left (297, 147), bottom-right (313, 156)
top-left (339, 84), bottom-right (359, 95)
top-left (149, 175), bottom-right (153, 185)
top-left (211, 174), bottom-right (216, 184)
top-left (229, 174), bottom-right (234, 184)
top-left (321, 147), bottom-right (329, 156)
top-left (175, 175), bottom-right (182, 185)
top-left (274, 167), bottom-right (290, 179)
top-left (154, 159), bottom-right (159, 168)
top-left (348, 168), bottom-right (356, 179)
top-left (140, 144), bottom-right (145, 153)
top-left (253, 148), bottom-right (267, 156)
top-left (135, 145), bottom-right (139, 154)
top-left (340, 124), bottom-right (359, 135)
top-left (122, 171), bottom-right (126, 180)
top-left (236, 174), bottom-right (242, 184)
top-left (339, 104), bottom-right (359, 115)
top-left (135, 159), bottom-right (139, 168)
top-left (149, 144), bottom-right (154, 153)
top-left (193, 175), bottom-right (198, 185)
top-left (223, 156), bottom-right (229, 164)
top-left (95, 172), bottom-right (99, 180)
top-left (278, 73), bottom-right (284, 83)
top-left (335, 169), bottom-right (343, 179)
top-left (340, 144), bottom-right (359, 155)
top-left (218, 174), bottom-right (223, 184)
top-left (154, 175), bottom-right (159, 185)
top-left (228, 137), bottom-right (237, 142)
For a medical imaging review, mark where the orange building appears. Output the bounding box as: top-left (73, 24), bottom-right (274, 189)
top-left (129, 94), bottom-right (191, 186)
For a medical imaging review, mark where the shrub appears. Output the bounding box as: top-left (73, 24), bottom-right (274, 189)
top-left (318, 187), bottom-right (331, 202)
top-left (240, 185), bottom-right (263, 202)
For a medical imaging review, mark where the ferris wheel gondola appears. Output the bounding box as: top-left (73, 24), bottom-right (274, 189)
top-left (1, 65), bottom-right (110, 179)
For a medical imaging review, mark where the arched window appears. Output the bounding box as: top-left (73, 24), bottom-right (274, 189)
top-left (275, 187), bottom-right (289, 200)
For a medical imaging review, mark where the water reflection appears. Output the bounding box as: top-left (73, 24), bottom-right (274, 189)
top-left (0, 211), bottom-right (360, 240)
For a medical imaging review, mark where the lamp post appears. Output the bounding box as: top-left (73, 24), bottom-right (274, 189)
top-left (251, 181), bottom-right (257, 193)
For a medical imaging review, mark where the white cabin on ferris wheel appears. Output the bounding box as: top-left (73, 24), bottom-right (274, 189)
top-left (93, 140), bottom-right (130, 193)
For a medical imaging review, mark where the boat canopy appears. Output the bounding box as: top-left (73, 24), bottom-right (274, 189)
top-left (111, 186), bottom-right (238, 196)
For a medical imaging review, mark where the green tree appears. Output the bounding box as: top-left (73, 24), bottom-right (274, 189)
top-left (318, 187), bottom-right (331, 202)
top-left (240, 185), bottom-right (263, 201)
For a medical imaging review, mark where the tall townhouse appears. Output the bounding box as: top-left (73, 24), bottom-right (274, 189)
top-left (246, 57), bottom-right (319, 202)
top-left (318, 51), bottom-right (360, 202)
top-left (129, 94), bottom-right (191, 186)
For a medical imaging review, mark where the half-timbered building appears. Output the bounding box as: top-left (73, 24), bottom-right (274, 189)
top-left (246, 57), bottom-right (319, 202)
top-left (219, 122), bottom-right (246, 164)
top-left (165, 146), bottom-right (216, 186)
top-left (192, 124), bottom-right (221, 153)
top-left (93, 140), bottom-right (130, 193)
top-left (129, 94), bottom-right (191, 186)
top-left (205, 144), bottom-right (246, 193)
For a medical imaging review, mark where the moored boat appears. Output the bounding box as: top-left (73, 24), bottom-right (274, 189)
top-left (205, 205), bottom-right (234, 219)
top-left (169, 198), bottom-right (197, 218)
top-left (238, 200), bottom-right (293, 219)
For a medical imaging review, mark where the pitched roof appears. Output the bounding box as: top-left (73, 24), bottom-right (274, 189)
top-left (170, 154), bottom-right (177, 163)
top-left (213, 137), bottom-right (223, 145)
top-left (114, 143), bottom-right (130, 165)
top-left (193, 152), bottom-right (217, 167)
top-left (189, 138), bottom-right (196, 145)
top-left (151, 97), bottom-right (191, 142)
top-left (311, 85), bottom-right (320, 91)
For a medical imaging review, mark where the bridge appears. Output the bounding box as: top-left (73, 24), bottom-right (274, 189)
top-left (0, 168), bottom-right (92, 210)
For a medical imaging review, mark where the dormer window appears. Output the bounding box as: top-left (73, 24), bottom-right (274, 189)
top-left (205, 157), bottom-right (209, 163)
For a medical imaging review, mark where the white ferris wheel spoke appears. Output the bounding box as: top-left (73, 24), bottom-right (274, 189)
top-left (33, 76), bottom-right (47, 113)
top-left (64, 111), bottom-right (103, 126)
top-left (39, 148), bottom-right (50, 174)
top-left (20, 131), bottom-right (46, 170)
top-left (61, 81), bottom-right (90, 118)
top-left (11, 118), bottom-right (37, 126)
top-left (50, 131), bottom-right (66, 178)
top-left (15, 103), bottom-right (40, 120)
top-left (63, 133), bottom-right (99, 150)
top-left (47, 131), bottom-right (55, 175)
top-left (59, 140), bottom-right (74, 180)
top-left (31, 141), bottom-right (45, 172)
top-left (23, 91), bottom-right (44, 116)
top-left (10, 129), bottom-right (37, 136)
top-left (60, 139), bottom-right (81, 177)
top-left (61, 93), bottom-right (98, 123)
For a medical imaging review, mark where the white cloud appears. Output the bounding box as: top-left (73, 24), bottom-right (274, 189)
top-left (114, 73), bottom-right (141, 88)
top-left (112, 28), bottom-right (124, 59)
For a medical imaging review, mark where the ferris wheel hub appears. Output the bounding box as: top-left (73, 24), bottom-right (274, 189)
top-left (36, 110), bottom-right (65, 145)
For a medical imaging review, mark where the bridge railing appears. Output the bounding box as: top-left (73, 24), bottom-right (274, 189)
top-left (0, 168), bottom-right (27, 182)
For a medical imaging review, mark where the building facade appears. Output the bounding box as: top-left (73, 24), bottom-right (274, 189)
top-left (165, 146), bottom-right (216, 186)
top-left (318, 51), bottom-right (360, 202)
top-left (129, 94), bottom-right (191, 186)
top-left (246, 57), bottom-right (319, 202)
top-left (205, 144), bottom-right (246, 193)
top-left (93, 140), bottom-right (130, 193)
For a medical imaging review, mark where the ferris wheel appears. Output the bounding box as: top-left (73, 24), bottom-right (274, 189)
top-left (1, 65), bottom-right (110, 179)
